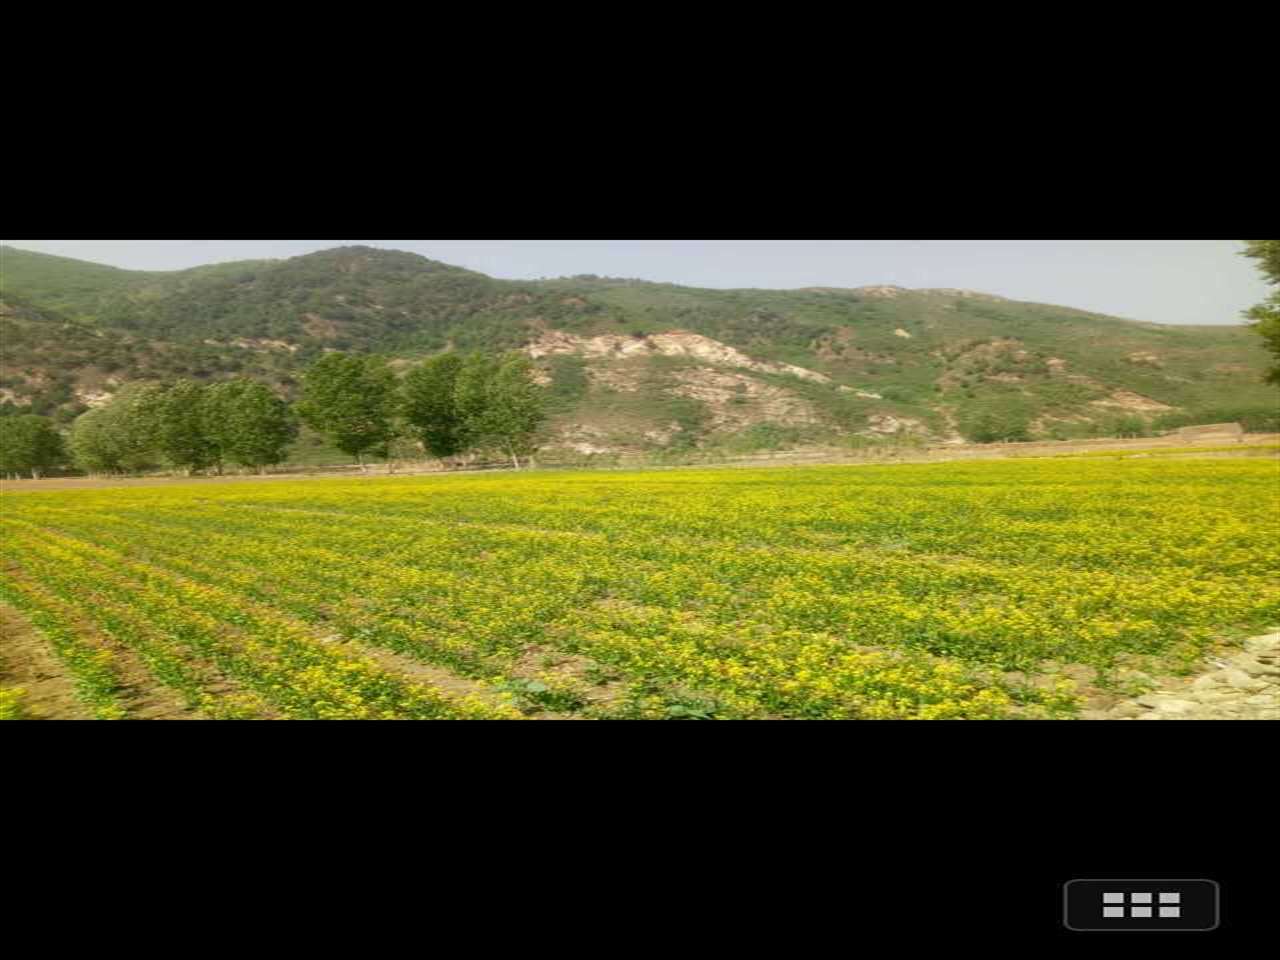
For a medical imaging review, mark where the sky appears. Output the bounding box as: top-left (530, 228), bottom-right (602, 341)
top-left (2, 239), bottom-right (1267, 326)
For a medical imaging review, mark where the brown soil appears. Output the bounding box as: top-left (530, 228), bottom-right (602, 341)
top-left (3, 566), bottom-right (201, 721)
top-left (316, 632), bottom-right (518, 715)
top-left (0, 604), bottom-right (92, 720)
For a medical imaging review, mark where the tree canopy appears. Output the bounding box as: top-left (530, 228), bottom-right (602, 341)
top-left (402, 353), bottom-right (466, 460)
top-left (68, 385), bottom-right (160, 475)
top-left (207, 380), bottom-right (298, 471)
top-left (295, 353), bottom-right (397, 464)
top-left (1243, 240), bottom-right (1280, 385)
top-left (0, 414), bottom-right (66, 478)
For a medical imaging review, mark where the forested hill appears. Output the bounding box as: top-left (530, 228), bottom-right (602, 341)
top-left (2, 244), bottom-right (1274, 448)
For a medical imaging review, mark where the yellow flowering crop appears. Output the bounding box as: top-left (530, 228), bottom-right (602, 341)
top-left (2, 456), bottom-right (1277, 719)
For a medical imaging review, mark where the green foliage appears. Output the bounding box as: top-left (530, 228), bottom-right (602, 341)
top-left (143, 380), bottom-right (219, 473)
top-left (206, 379), bottom-right (298, 470)
top-left (545, 355), bottom-right (589, 408)
top-left (0, 687), bottom-right (28, 720)
top-left (402, 354), bottom-right (466, 459)
top-left (68, 386), bottom-right (160, 474)
top-left (295, 354), bottom-right (397, 462)
top-left (1243, 240), bottom-right (1280, 385)
top-left (0, 245), bottom-right (147, 318)
top-left (4, 243), bottom-right (1277, 441)
top-left (453, 353), bottom-right (549, 466)
top-left (0, 414), bottom-right (67, 478)
top-left (959, 408), bottom-right (1032, 444)
top-left (1099, 415), bottom-right (1152, 439)
top-left (1244, 240), bottom-right (1280, 285)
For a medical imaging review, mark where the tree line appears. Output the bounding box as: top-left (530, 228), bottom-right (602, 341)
top-left (0, 351), bottom-right (548, 479)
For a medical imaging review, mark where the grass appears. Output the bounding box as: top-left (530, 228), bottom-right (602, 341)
top-left (1035, 444), bottom-right (1280, 460)
top-left (0, 687), bottom-right (28, 720)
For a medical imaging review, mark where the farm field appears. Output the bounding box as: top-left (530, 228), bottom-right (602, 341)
top-left (3, 457), bottom-right (1279, 720)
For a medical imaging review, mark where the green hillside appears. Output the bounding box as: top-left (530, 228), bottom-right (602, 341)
top-left (1, 244), bottom-right (1275, 447)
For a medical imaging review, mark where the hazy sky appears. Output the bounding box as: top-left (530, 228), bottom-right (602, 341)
top-left (3, 239), bottom-right (1266, 326)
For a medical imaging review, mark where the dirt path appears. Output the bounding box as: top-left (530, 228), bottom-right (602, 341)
top-left (1083, 631), bottom-right (1280, 720)
top-left (0, 604), bottom-right (94, 720)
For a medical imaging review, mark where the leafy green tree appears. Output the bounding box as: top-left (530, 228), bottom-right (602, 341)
top-left (143, 380), bottom-right (219, 475)
top-left (454, 353), bottom-right (548, 467)
top-left (68, 386), bottom-right (159, 475)
top-left (961, 409), bottom-right (1031, 444)
top-left (1243, 240), bottom-right (1280, 385)
top-left (207, 379), bottom-right (298, 472)
top-left (295, 353), bottom-right (397, 467)
top-left (0, 414), bottom-right (66, 478)
top-left (402, 354), bottom-right (466, 460)
top-left (453, 353), bottom-right (502, 457)
top-left (485, 354), bottom-right (549, 467)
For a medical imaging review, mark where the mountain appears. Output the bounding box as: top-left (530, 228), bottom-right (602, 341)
top-left (2, 244), bottom-right (1275, 451)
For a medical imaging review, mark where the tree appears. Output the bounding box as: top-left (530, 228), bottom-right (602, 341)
top-left (207, 379), bottom-right (298, 473)
top-left (295, 353), bottom-right (397, 468)
top-left (454, 353), bottom-right (548, 468)
top-left (1243, 240), bottom-right (1280, 385)
top-left (961, 409), bottom-right (1031, 444)
top-left (68, 386), bottom-right (159, 475)
top-left (143, 380), bottom-right (218, 475)
top-left (402, 354), bottom-right (466, 460)
top-left (453, 353), bottom-right (502, 458)
top-left (0, 414), bottom-right (66, 479)
top-left (485, 354), bottom-right (549, 468)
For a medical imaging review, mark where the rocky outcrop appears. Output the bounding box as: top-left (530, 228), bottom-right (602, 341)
top-left (526, 330), bottom-right (833, 384)
top-left (670, 369), bottom-right (821, 428)
top-left (865, 414), bottom-right (927, 437)
top-left (1083, 631), bottom-right (1280, 720)
top-left (1089, 391), bottom-right (1175, 414)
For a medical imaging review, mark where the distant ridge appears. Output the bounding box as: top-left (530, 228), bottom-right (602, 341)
top-left (2, 244), bottom-right (1273, 449)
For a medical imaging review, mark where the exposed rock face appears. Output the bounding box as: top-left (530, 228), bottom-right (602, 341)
top-left (670, 368), bottom-right (821, 428)
top-left (75, 390), bottom-right (114, 409)
top-left (207, 337), bottom-right (301, 353)
top-left (525, 330), bottom-right (832, 384)
top-left (549, 424), bottom-right (615, 456)
top-left (1089, 391), bottom-right (1175, 414)
top-left (866, 414), bottom-right (926, 436)
top-left (1082, 630), bottom-right (1280, 721)
top-left (1127, 351), bottom-right (1164, 368)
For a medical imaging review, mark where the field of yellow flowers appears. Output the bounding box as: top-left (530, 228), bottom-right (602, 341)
top-left (3, 457), bottom-right (1278, 720)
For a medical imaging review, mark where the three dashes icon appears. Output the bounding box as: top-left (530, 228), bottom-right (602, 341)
top-left (1102, 891), bottom-right (1181, 919)
top-left (1064, 879), bottom-right (1219, 932)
